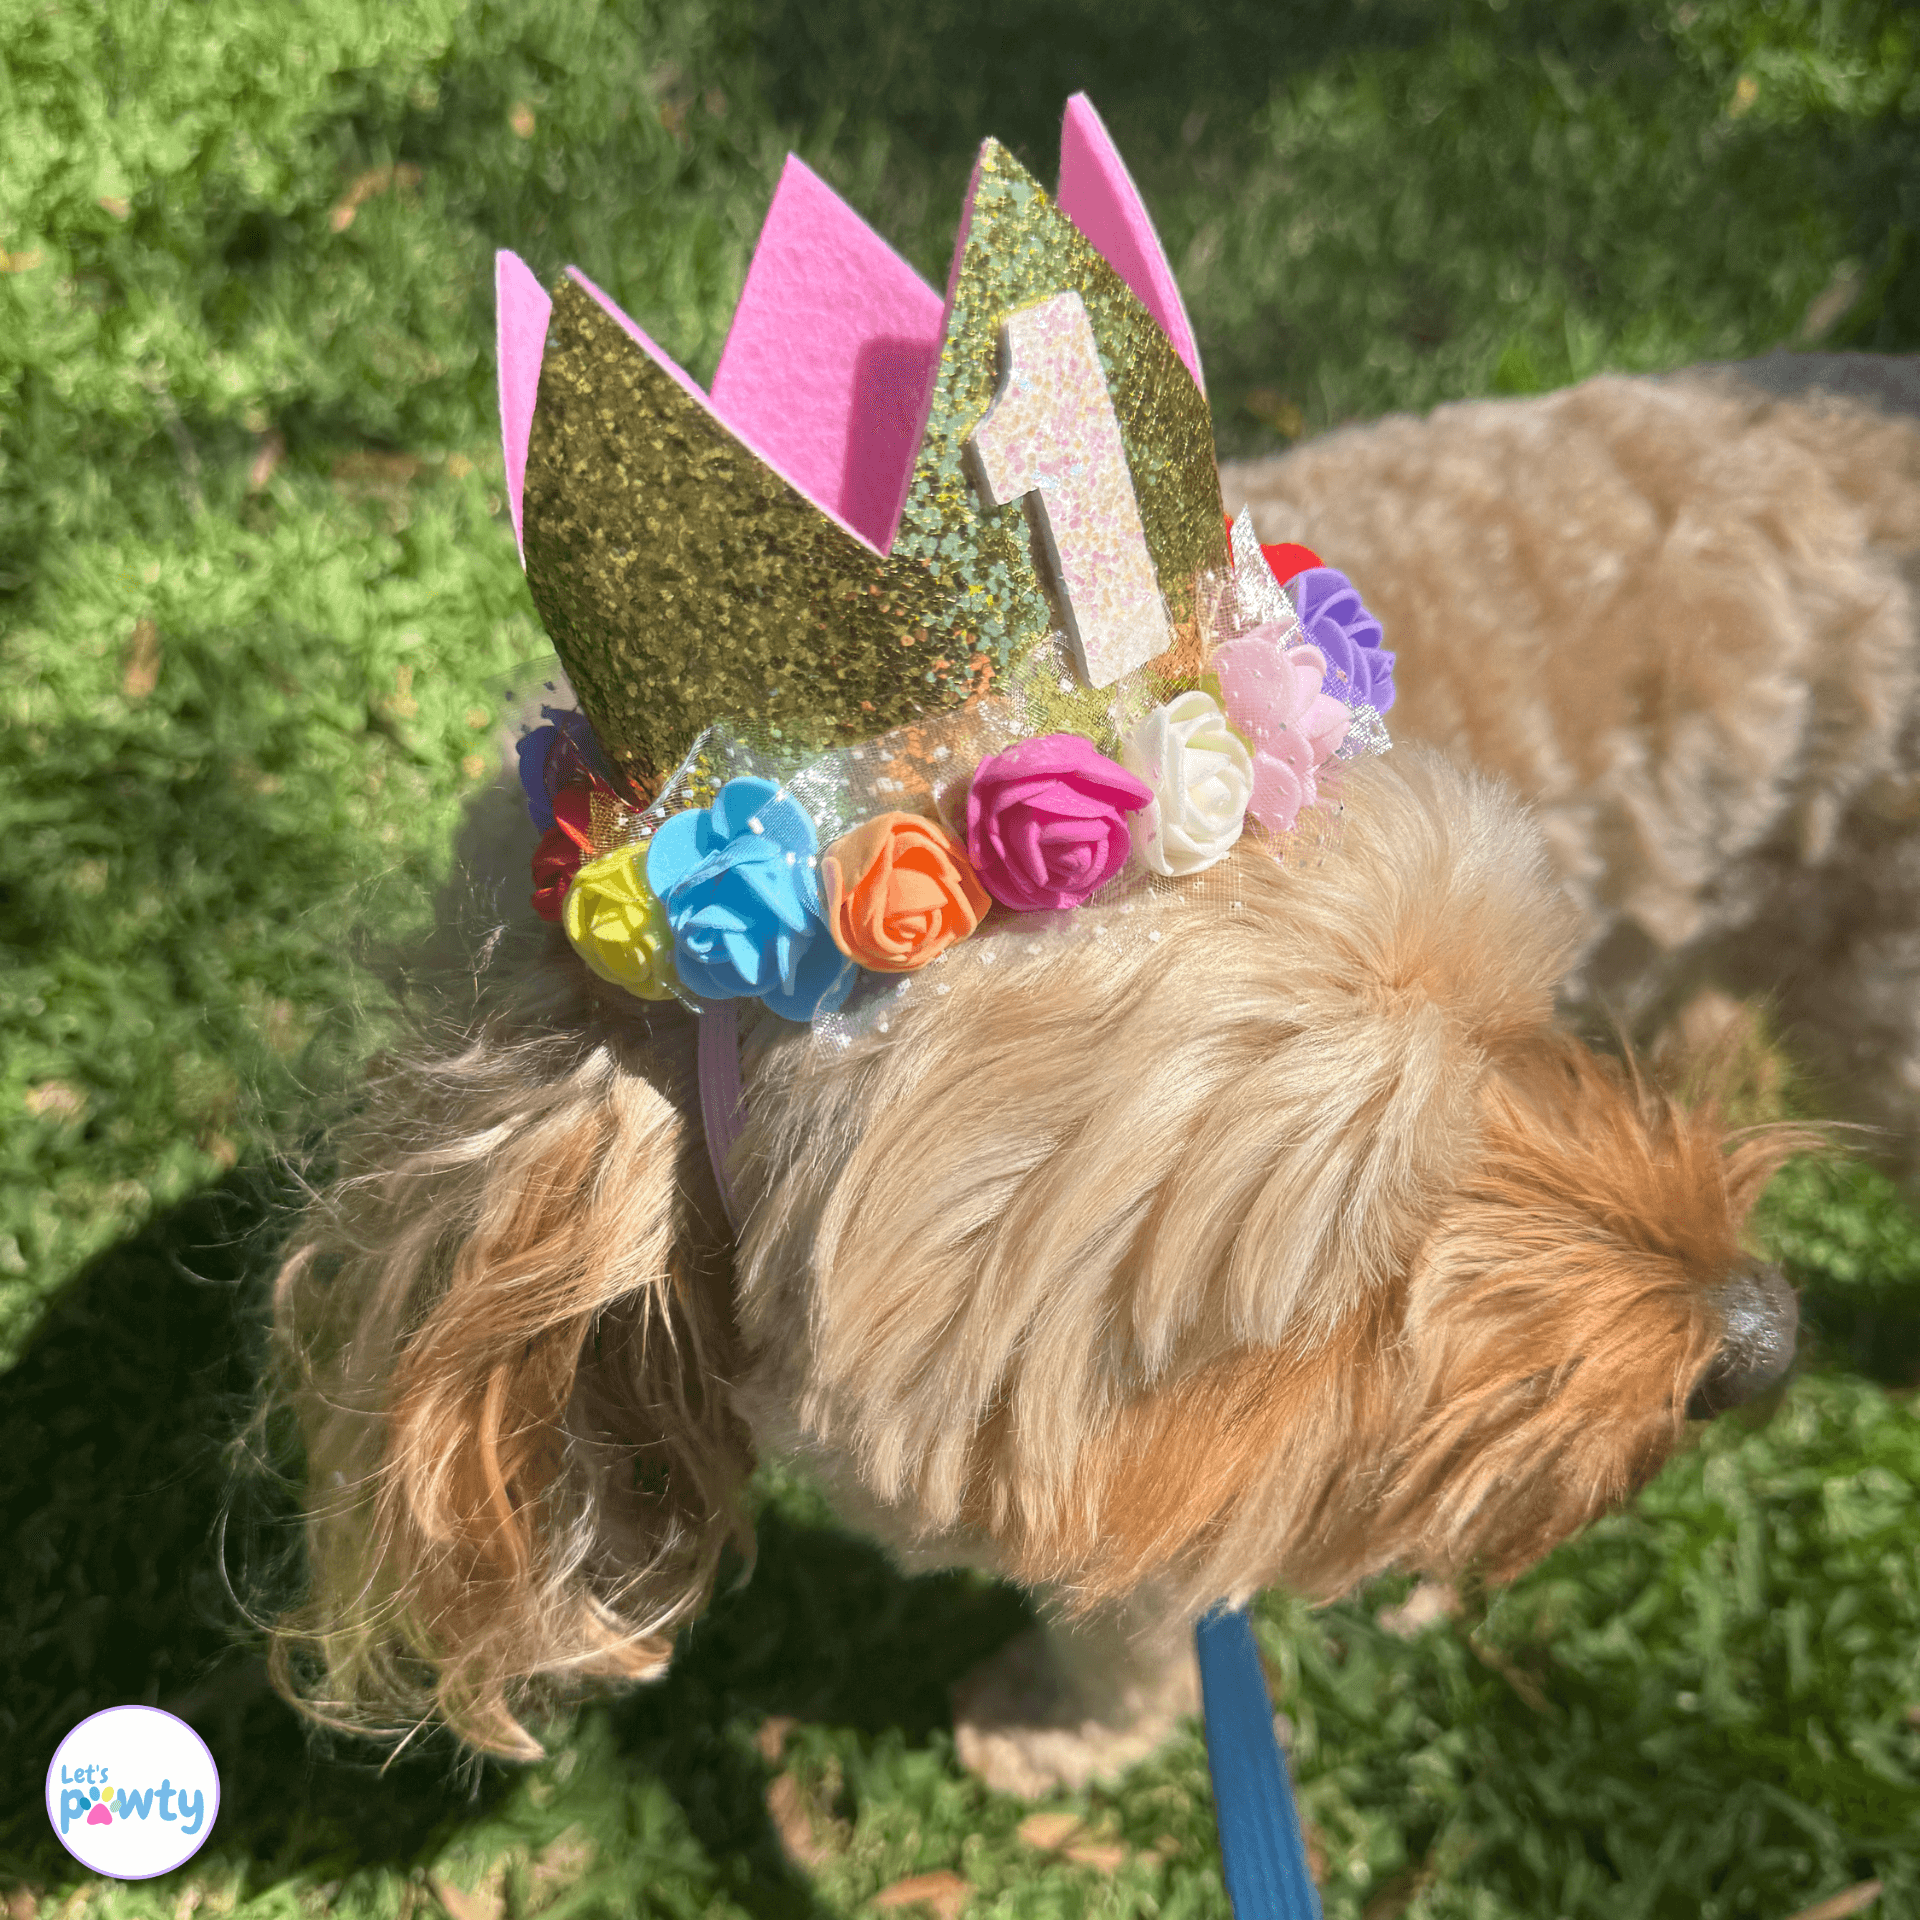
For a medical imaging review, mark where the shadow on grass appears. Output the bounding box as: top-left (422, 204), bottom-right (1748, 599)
top-left (598, 1520), bottom-right (1030, 1920)
top-left (0, 1165), bottom-right (495, 1881)
top-left (0, 1169), bottom-right (1028, 1900)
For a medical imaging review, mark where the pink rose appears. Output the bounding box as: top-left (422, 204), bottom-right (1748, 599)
top-left (1213, 628), bottom-right (1351, 834)
top-left (964, 733), bottom-right (1152, 912)
top-left (1246, 723), bottom-right (1320, 837)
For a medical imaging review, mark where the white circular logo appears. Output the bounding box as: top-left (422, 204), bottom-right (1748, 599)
top-left (46, 1707), bottom-right (220, 1879)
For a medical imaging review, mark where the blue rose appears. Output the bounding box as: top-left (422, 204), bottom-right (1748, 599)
top-left (1294, 568), bottom-right (1395, 713)
top-left (646, 777), bottom-right (859, 1022)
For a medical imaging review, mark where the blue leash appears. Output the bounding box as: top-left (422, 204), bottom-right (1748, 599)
top-left (1195, 1609), bottom-right (1321, 1920)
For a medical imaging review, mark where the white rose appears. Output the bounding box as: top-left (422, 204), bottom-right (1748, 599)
top-left (1121, 690), bottom-right (1254, 877)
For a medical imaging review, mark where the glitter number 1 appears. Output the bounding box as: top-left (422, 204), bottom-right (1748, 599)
top-left (969, 291), bottom-right (1172, 688)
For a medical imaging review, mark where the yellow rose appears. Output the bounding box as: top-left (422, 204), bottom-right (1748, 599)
top-left (562, 844), bottom-right (679, 1001)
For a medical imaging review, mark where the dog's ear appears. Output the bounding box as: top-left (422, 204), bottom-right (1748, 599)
top-left (270, 975), bottom-right (749, 1757)
top-left (1367, 1036), bottom-right (1800, 1585)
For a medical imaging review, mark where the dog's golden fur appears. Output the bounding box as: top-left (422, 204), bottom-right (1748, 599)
top-left (1224, 354), bottom-right (1920, 1163)
top-left (1067, 1038), bottom-right (1784, 1604)
top-left (271, 748), bottom-right (1799, 1761)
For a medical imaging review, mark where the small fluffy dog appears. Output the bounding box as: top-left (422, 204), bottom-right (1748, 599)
top-left (1225, 353), bottom-right (1920, 1171)
top-left (272, 747), bottom-right (1802, 1792)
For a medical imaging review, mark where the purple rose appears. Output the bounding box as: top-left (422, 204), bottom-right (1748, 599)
top-left (517, 707), bottom-right (613, 830)
top-left (1293, 568), bottom-right (1394, 713)
top-left (965, 733), bottom-right (1152, 913)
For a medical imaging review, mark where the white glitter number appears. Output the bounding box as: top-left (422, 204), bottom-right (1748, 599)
top-left (969, 291), bottom-right (1172, 688)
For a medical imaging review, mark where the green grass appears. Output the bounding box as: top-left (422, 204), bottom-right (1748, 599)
top-left (3, 2), bottom-right (1919, 1917)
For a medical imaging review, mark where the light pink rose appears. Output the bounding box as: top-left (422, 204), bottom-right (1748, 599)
top-left (1213, 627), bottom-right (1351, 834)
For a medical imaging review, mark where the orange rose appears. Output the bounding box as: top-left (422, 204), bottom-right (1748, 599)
top-left (820, 812), bottom-right (991, 972)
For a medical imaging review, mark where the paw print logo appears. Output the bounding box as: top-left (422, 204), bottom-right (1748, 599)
top-left (48, 1704), bottom-right (220, 1875)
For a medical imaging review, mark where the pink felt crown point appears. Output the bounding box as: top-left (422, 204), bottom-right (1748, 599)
top-left (496, 97), bottom-right (1205, 563)
top-left (1056, 93), bottom-right (1204, 395)
top-left (709, 155), bottom-right (945, 554)
top-left (495, 249), bottom-right (551, 558)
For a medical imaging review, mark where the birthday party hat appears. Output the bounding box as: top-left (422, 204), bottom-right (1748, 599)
top-left (500, 96), bottom-right (1393, 1024)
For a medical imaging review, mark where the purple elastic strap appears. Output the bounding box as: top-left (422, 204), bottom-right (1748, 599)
top-left (696, 999), bottom-right (746, 1232)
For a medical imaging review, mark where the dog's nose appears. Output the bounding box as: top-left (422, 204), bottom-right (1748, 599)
top-left (1687, 1261), bottom-right (1798, 1418)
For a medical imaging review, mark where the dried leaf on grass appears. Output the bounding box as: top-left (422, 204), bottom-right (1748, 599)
top-left (248, 432), bottom-right (286, 492)
top-left (1466, 1634), bottom-right (1552, 1712)
top-left (328, 164), bottom-right (423, 233)
top-left (766, 1772), bottom-right (847, 1870)
top-left (332, 451), bottom-right (425, 495)
top-left (1377, 1580), bottom-right (1459, 1638)
top-left (1306, 1822), bottom-right (1334, 1887)
top-left (429, 1871), bottom-right (503, 1920)
top-left (1012, 1813), bottom-right (1128, 1872)
top-left (122, 617), bottom-right (161, 699)
top-left (869, 1871), bottom-right (971, 1920)
top-left (525, 1829), bottom-right (595, 1911)
top-left (1014, 1813), bottom-right (1082, 1852)
top-left (1363, 1860), bottom-right (1436, 1920)
top-left (1783, 1883), bottom-right (1883, 1920)
top-left (24, 1082), bottom-right (84, 1120)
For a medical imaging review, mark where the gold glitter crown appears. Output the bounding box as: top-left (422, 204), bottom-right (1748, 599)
top-left (496, 100), bottom-right (1229, 800)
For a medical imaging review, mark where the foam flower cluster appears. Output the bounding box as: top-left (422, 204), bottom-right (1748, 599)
top-left (517, 707), bottom-right (612, 831)
top-left (528, 785), bottom-right (602, 921)
top-left (1121, 691), bottom-right (1253, 876)
top-left (965, 734), bottom-right (1151, 911)
top-left (518, 570), bottom-right (1386, 1021)
top-left (562, 845), bottom-right (678, 1000)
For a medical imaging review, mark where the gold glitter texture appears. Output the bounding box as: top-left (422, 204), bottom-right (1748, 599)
top-left (519, 140), bottom-right (1226, 790)
top-left (521, 281), bottom-right (955, 792)
top-left (892, 141), bottom-right (1226, 687)
top-left (970, 291), bottom-right (1171, 687)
